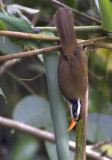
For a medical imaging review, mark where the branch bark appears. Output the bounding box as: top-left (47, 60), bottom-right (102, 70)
top-left (50, 0), bottom-right (101, 24)
top-left (89, 137), bottom-right (112, 150)
top-left (0, 27), bottom-right (102, 42)
top-left (0, 30), bottom-right (59, 42)
top-left (0, 116), bottom-right (109, 160)
top-left (0, 45), bottom-right (61, 62)
top-left (0, 35), bottom-right (112, 62)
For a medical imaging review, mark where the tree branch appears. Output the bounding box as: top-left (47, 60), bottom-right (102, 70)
top-left (0, 59), bottom-right (20, 75)
top-left (50, 0), bottom-right (101, 24)
top-left (0, 45), bottom-right (61, 62)
top-left (0, 26), bottom-right (102, 42)
top-left (89, 137), bottom-right (112, 150)
top-left (0, 116), bottom-right (109, 160)
top-left (0, 30), bottom-right (59, 42)
top-left (0, 35), bottom-right (112, 62)
top-left (94, 42), bottom-right (112, 49)
top-left (0, 30), bottom-right (111, 44)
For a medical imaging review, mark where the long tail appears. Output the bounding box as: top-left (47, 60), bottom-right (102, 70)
top-left (53, 7), bottom-right (77, 59)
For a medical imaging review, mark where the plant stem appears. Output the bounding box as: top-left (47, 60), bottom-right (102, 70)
top-left (75, 89), bottom-right (88, 160)
top-left (6, 70), bottom-right (36, 95)
top-left (50, 0), bottom-right (101, 24)
top-left (0, 30), bottom-right (59, 41)
top-left (0, 45), bottom-right (61, 62)
top-left (0, 35), bottom-right (112, 62)
top-left (36, 26), bottom-right (101, 32)
top-left (0, 26), bottom-right (102, 42)
top-left (0, 116), bottom-right (109, 160)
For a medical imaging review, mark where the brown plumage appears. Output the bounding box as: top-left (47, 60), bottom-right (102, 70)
top-left (54, 7), bottom-right (88, 119)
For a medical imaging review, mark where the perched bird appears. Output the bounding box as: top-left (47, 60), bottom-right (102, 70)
top-left (54, 7), bottom-right (88, 131)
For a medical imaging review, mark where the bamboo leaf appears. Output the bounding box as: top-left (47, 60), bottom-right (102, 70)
top-left (98, 0), bottom-right (112, 32)
top-left (11, 135), bottom-right (39, 160)
top-left (43, 52), bottom-right (69, 160)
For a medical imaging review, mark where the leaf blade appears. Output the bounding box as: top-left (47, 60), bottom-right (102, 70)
top-left (43, 52), bottom-right (69, 160)
top-left (98, 0), bottom-right (112, 32)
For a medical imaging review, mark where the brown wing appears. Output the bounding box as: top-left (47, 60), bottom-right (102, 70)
top-left (58, 46), bottom-right (88, 101)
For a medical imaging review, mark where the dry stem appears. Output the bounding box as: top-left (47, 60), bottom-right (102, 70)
top-left (0, 116), bottom-right (109, 160)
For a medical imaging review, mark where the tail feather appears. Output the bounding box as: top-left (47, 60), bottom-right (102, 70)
top-left (54, 7), bottom-right (77, 59)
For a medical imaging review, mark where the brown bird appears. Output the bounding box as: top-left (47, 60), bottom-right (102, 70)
top-left (54, 7), bottom-right (88, 131)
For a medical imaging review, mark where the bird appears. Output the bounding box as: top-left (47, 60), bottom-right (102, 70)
top-left (53, 6), bottom-right (88, 131)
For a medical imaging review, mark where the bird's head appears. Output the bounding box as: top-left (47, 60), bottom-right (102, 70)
top-left (68, 99), bottom-right (81, 131)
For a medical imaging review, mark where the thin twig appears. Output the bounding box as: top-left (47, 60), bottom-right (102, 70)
top-left (6, 70), bottom-right (36, 95)
top-left (89, 137), bottom-right (112, 150)
top-left (0, 30), bottom-right (59, 42)
top-left (79, 35), bottom-right (112, 45)
top-left (0, 30), bottom-right (111, 44)
top-left (0, 35), bottom-right (112, 62)
top-left (36, 26), bottom-right (102, 32)
top-left (95, 42), bottom-right (112, 49)
top-left (88, 69), bottom-right (103, 80)
top-left (0, 116), bottom-right (109, 160)
top-left (0, 26), bottom-right (102, 42)
top-left (0, 59), bottom-right (20, 76)
top-left (0, 59), bottom-right (36, 94)
top-left (0, 45), bottom-right (61, 62)
top-left (50, 0), bottom-right (101, 24)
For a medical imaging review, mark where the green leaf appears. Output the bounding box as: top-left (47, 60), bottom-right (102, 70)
top-left (0, 13), bottom-right (34, 33)
top-left (87, 113), bottom-right (112, 143)
top-left (45, 125), bottom-right (74, 160)
top-left (0, 37), bottom-right (22, 54)
top-left (11, 135), bottom-right (39, 160)
top-left (0, 13), bottom-right (38, 47)
top-left (98, 0), bottom-right (112, 32)
top-left (45, 125), bottom-right (58, 160)
top-left (0, 21), bottom-right (7, 30)
top-left (13, 95), bottom-right (52, 128)
top-left (0, 88), bottom-right (7, 103)
top-left (43, 51), bottom-right (69, 160)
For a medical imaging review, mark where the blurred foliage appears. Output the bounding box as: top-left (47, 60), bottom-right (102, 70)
top-left (0, 0), bottom-right (112, 160)
top-left (98, 0), bottom-right (112, 32)
top-left (0, 87), bottom-right (7, 103)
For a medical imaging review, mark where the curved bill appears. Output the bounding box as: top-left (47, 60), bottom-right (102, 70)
top-left (68, 118), bottom-right (77, 131)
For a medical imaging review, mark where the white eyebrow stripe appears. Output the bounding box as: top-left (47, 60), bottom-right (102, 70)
top-left (70, 103), bottom-right (73, 118)
top-left (77, 99), bottom-right (81, 117)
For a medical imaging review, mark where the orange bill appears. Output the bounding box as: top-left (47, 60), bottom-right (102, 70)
top-left (68, 118), bottom-right (77, 131)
